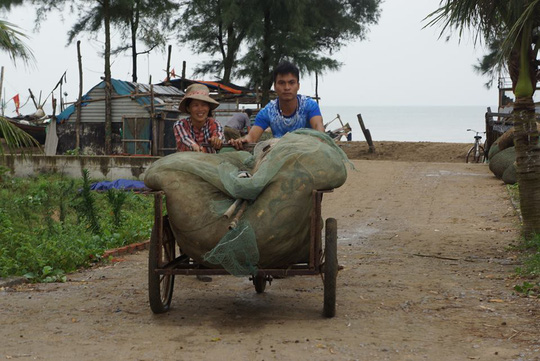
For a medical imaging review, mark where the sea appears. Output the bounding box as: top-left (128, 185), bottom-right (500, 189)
top-left (319, 105), bottom-right (492, 144)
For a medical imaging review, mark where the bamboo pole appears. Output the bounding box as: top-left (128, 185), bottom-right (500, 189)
top-left (64, 92), bottom-right (162, 106)
top-left (223, 199), bottom-right (242, 219)
top-left (228, 201), bottom-right (248, 229)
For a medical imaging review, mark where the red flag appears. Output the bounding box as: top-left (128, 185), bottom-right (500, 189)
top-left (171, 68), bottom-right (176, 78)
top-left (11, 94), bottom-right (20, 115)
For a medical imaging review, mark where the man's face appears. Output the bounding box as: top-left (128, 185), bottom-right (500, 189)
top-left (274, 73), bottom-right (300, 102)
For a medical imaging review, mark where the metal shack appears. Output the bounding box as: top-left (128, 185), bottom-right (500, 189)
top-left (54, 79), bottom-right (184, 156)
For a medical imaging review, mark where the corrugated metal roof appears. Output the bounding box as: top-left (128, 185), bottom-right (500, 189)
top-left (57, 79), bottom-right (184, 122)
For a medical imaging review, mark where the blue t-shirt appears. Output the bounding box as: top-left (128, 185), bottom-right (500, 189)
top-left (254, 95), bottom-right (321, 138)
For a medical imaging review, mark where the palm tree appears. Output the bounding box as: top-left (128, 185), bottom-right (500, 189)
top-left (426, 1), bottom-right (540, 237)
top-left (0, 19), bottom-right (34, 64)
top-left (0, 19), bottom-right (40, 157)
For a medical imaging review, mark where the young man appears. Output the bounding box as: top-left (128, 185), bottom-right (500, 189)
top-left (230, 61), bottom-right (324, 150)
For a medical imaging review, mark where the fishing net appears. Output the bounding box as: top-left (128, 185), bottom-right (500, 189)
top-left (496, 128), bottom-right (514, 152)
top-left (144, 129), bottom-right (349, 276)
top-left (502, 162), bottom-right (517, 185)
top-left (488, 143), bottom-right (500, 160)
top-left (489, 146), bottom-right (515, 180)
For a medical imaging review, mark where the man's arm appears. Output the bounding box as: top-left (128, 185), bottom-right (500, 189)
top-left (310, 115), bottom-right (325, 132)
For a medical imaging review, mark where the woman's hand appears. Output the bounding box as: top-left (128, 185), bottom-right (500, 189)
top-left (209, 136), bottom-right (223, 150)
top-left (191, 144), bottom-right (202, 152)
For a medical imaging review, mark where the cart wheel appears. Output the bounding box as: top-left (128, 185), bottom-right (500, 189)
top-left (253, 274), bottom-right (267, 293)
top-left (148, 216), bottom-right (176, 313)
top-left (323, 217), bottom-right (338, 318)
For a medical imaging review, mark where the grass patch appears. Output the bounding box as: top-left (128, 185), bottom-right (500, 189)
top-left (0, 171), bottom-right (154, 282)
top-left (506, 183), bottom-right (540, 296)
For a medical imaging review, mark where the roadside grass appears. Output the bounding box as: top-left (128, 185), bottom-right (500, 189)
top-left (0, 169), bottom-right (153, 282)
top-left (506, 183), bottom-right (540, 297)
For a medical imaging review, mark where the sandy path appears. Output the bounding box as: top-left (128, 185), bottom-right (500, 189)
top-left (1, 160), bottom-right (539, 360)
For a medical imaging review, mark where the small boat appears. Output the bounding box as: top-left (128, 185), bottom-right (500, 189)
top-left (5, 117), bottom-right (47, 144)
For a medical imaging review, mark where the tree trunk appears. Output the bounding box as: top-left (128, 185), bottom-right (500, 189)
top-left (131, 1), bottom-right (140, 83)
top-left (222, 53), bottom-right (233, 84)
top-left (76, 40), bottom-right (83, 150)
top-left (131, 23), bottom-right (137, 83)
top-left (104, 0), bottom-right (113, 155)
top-left (260, 5), bottom-right (272, 107)
top-left (513, 96), bottom-right (540, 237)
top-left (222, 25), bottom-right (237, 83)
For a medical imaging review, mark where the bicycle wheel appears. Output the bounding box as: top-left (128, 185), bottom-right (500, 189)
top-left (466, 145), bottom-right (485, 163)
top-left (148, 216), bottom-right (176, 314)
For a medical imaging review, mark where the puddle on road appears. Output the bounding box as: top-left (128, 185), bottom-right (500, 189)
top-left (338, 225), bottom-right (380, 243)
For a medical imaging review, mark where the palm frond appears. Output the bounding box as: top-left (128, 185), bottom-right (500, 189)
top-left (0, 19), bottom-right (35, 65)
top-left (0, 117), bottom-right (42, 158)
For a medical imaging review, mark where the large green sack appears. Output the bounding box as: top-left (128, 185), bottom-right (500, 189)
top-left (496, 128), bottom-right (514, 151)
top-left (144, 129), bottom-right (349, 274)
top-left (502, 162), bottom-right (517, 184)
top-left (488, 143), bottom-right (500, 160)
top-left (489, 146), bottom-right (515, 179)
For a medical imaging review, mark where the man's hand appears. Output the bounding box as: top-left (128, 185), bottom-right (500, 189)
top-left (209, 136), bottom-right (223, 150)
top-left (229, 137), bottom-right (248, 150)
top-left (230, 126), bottom-right (264, 150)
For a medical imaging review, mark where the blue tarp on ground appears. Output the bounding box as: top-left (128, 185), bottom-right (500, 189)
top-left (90, 179), bottom-right (149, 191)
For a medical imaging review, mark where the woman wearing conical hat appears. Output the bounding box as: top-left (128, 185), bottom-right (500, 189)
top-left (173, 84), bottom-right (225, 153)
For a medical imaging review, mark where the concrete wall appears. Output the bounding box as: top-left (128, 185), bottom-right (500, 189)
top-left (1, 155), bottom-right (159, 180)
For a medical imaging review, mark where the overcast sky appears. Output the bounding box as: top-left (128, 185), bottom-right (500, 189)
top-left (1, 0), bottom-right (496, 116)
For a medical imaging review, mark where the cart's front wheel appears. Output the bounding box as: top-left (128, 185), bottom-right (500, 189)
top-left (252, 274), bottom-right (267, 293)
top-left (323, 217), bottom-right (338, 318)
top-left (148, 216), bottom-right (176, 313)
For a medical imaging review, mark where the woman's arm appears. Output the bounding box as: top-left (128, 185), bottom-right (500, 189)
top-left (173, 120), bottom-right (198, 151)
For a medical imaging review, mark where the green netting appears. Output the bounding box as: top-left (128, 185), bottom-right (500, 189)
top-left (488, 143), bottom-right (500, 160)
top-left (502, 162), bottom-right (517, 185)
top-left (144, 129), bottom-right (350, 275)
top-left (203, 220), bottom-right (259, 276)
top-left (489, 146), bottom-right (515, 179)
top-left (496, 128), bottom-right (514, 151)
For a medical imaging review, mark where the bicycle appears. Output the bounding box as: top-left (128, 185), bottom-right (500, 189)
top-left (466, 129), bottom-right (486, 163)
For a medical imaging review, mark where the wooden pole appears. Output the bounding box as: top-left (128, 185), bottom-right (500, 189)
top-left (357, 113), bottom-right (375, 153)
top-left (0, 66), bottom-right (4, 116)
top-left (315, 72), bottom-right (319, 104)
top-left (181, 60), bottom-right (186, 91)
top-left (76, 40), bottom-right (83, 150)
top-left (28, 89), bottom-right (38, 109)
top-left (150, 84), bottom-right (157, 156)
top-left (165, 45), bottom-right (172, 84)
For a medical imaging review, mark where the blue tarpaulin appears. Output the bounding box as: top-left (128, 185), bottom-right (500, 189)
top-left (90, 179), bottom-right (149, 191)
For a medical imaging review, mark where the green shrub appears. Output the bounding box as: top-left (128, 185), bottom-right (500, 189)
top-left (0, 172), bottom-right (153, 282)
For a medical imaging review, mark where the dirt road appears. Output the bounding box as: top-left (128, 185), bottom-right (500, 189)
top-left (1, 159), bottom-right (539, 360)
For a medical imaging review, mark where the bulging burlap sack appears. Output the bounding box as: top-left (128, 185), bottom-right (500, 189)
top-left (144, 130), bottom-right (349, 272)
top-left (489, 146), bottom-right (515, 179)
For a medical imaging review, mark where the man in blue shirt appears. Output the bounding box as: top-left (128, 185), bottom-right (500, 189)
top-left (230, 61), bottom-right (324, 149)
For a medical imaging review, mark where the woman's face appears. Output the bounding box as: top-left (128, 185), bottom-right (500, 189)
top-left (187, 99), bottom-right (210, 124)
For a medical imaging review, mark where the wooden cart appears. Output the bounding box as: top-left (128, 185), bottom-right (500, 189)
top-left (147, 189), bottom-right (339, 318)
